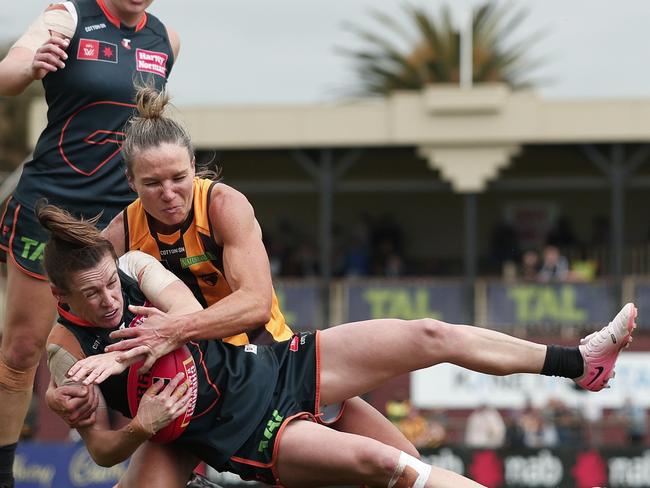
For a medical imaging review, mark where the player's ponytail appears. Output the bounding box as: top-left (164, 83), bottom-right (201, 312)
top-left (123, 81), bottom-right (194, 178)
top-left (134, 83), bottom-right (169, 120)
top-left (36, 202), bottom-right (116, 292)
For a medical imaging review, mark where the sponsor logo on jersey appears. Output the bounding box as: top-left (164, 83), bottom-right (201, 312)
top-left (136, 48), bottom-right (168, 78)
top-left (289, 336), bottom-right (299, 352)
top-left (121, 38), bottom-right (132, 50)
top-left (181, 356), bottom-right (198, 427)
top-left (159, 246), bottom-right (185, 256)
top-left (257, 409), bottom-right (284, 453)
top-left (244, 344), bottom-right (258, 355)
top-left (180, 252), bottom-right (217, 269)
top-left (77, 39), bottom-right (118, 63)
top-left (84, 23), bottom-right (107, 33)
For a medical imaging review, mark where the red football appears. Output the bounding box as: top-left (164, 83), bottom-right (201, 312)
top-left (127, 345), bottom-right (198, 443)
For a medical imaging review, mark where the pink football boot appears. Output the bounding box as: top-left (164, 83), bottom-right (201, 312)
top-left (574, 302), bottom-right (637, 392)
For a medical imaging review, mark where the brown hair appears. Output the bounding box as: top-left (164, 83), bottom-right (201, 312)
top-left (36, 202), bottom-right (117, 293)
top-left (122, 83), bottom-right (195, 178)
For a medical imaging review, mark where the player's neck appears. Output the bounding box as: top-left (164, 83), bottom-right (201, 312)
top-left (101, 0), bottom-right (145, 28)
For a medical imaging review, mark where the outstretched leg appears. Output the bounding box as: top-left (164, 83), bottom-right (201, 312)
top-left (318, 303), bottom-right (636, 405)
top-left (275, 420), bottom-right (483, 488)
top-left (331, 397), bottom-right (420, 458)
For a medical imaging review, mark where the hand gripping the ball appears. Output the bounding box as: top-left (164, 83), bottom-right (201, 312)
top-left (133, 372), bottom-right (192, 438)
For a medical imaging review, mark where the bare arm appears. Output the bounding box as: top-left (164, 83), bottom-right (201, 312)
top-left (77, 402), bottom-right (150, 467)
top-left (110, 185), bottom-right (272, 346)
top-left (102, 211), bottom-right (126, 256)
top-left (104, 251), bottom-right (204, 371)
top-left (0, 48), bottom-right (38, 96)
top-left (105, 186), bottom-right (274, 367)
top-left (0, 5), bottom-right (72, 96)
top-left (119, 250), bottom-right (201, 314)
top-left (47, 340), bottom-right (148, 466)
top-left (48, 336), bottom-right (189, 467)
top-left (77, 373), bottom-right (189, 467)
top-left (166, 26), bottom-right (181, 61)
top-left (179, 184), bottom-right (273, 339)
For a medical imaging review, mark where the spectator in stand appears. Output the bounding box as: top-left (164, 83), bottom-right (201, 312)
top-left (519, 403), bottom-right (558, 448)
top-left (617, 396), bottom-right (647, 446)
top-left (547, 397), bottom-right (585, 447)
top-left (342, 221), bottom-right (371, 277)
top-left (503, 409), bottom-right (526, 448)
top-left (519, 249), bottom-right (540, 282)
top-left (395, 404), bottom-right (447, 450)
top-left (464, 403), bottom-right (506, 448)
top-left (537, 244), bottom-right (570, 282)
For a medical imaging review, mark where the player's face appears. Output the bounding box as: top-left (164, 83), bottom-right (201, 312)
top-left (128, 143), bottom-right (196, 233)
top-left (62, 254), bottom-right (124, 329)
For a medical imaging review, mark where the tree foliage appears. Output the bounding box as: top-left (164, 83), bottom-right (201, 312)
top-left (340, 2), bottom-right (545, 96)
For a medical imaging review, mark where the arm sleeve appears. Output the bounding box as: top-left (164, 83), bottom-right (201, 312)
top-left (12, 2), bottom-right (77, 51)
top-left (46, 329), bottom-right (107, 411)
top-left (118, 251), bottom-right (181, 303)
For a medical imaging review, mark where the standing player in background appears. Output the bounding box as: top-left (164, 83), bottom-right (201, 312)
top-left (0, 1), bottom-right (178, 486)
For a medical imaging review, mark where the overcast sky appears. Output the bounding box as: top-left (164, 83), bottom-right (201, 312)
top-left (3, 0), bottom-right (649, 106)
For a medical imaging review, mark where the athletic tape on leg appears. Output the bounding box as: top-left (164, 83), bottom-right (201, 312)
top-left (388, 452), bottom-right (432, 488)
top-left (0, 357), bottom-right (37, 393)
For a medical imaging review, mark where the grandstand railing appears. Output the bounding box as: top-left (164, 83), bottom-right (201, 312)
top-left (1, 275), bottom-right (648, 335)
top-left (275, 277), bottom-right (649, 334)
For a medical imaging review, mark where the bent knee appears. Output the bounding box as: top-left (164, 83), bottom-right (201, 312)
top-left (410, 318), bottom-right (455, 344)
top-left (354, 444), bottom-right (401, 481)
top-left (0, 355), bottom-right (37, 393)
top-left (2, 336), bottom-right (46, 371)
top-left (406, 318), bottom-right (462, 362)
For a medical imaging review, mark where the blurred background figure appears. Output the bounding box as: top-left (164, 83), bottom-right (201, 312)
top-left (519, 401), bottom-right (559, 448)
top-left (519, 249), bottom-right (540, 282)
top-left (546, 397), bottom-right (585, 447)
top-left (617, 396), bottom-right (648, 446)
top-left (464, 402), bottom-right (506, 449)
top-left (537, 244), bottom-right (570, 282)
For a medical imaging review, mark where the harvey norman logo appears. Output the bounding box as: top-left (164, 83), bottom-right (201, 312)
top-left (135, 48), bottom-right (168, 77)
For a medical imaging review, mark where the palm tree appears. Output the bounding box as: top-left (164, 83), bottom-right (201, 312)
top-left (339, 2), bottom-right (544, 96)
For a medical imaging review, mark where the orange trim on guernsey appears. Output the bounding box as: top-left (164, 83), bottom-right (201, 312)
top-left (228, 411), bottom-right (316, 469)
top-left (96, 0), bottom-right (148, 32)
top-left (96, 0), bottom-right (121, 28)
top-left (56, 304), bottom-right (97, 328)
top-left (0, 196), bottom-right (12, 234)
